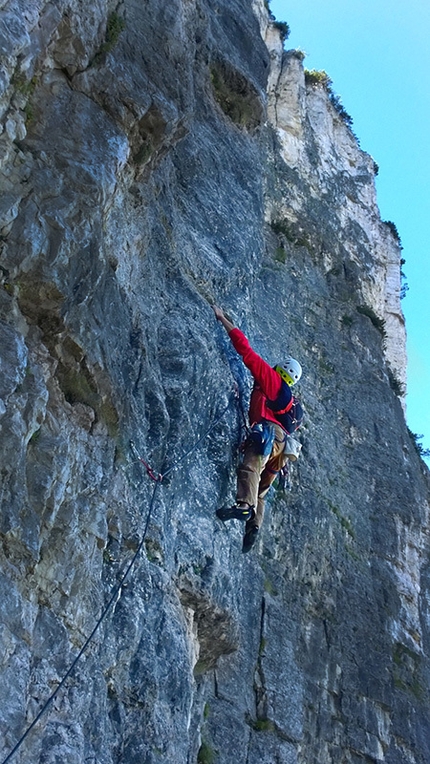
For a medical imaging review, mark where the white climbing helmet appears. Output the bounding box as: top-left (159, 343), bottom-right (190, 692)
top-left (275, 357), bottom-right (302, 386)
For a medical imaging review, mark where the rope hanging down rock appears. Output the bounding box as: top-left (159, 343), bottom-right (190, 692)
top-left (1, 395), bottom-right (234, 764)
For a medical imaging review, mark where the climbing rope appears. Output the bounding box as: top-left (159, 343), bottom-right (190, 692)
top-left (219, 333), bottom-right (251, 444)
top-left (1, 478), bottom-right (162, 764)
top-left (1, 395), bottom-right (234, 764)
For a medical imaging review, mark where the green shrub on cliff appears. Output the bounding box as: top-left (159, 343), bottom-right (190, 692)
top-left (198, 741), bottom-right (215, 764)
top-left (305, 68), bottom-right (332, 88)
top-left (93, 12), bottom-right (125, 63)
top-left (103, 12), bottom-right (126, 52)
top-left (408, 429), bottom-right (430, 458)
top-left (273, 20), bottom-right (290, 41)
top-left (384, 220), bottom-right (403, 248)
top-left (305, 69), bottom-right (354, 130)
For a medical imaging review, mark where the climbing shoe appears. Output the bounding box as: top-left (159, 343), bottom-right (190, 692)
top-left (242, 525), bottom-right (259, 553)
top-left (216, 503), bottom-right (254, 522)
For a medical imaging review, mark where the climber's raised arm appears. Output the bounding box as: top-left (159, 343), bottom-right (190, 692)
top-left (212, 305), bottom-right (235, 334)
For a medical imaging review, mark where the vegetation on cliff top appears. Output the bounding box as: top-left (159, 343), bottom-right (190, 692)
top-left (305, 68), bottom-right (354, 130)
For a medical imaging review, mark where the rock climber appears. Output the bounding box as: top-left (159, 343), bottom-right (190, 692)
top-left (213, 305), bottom-right (303, 553)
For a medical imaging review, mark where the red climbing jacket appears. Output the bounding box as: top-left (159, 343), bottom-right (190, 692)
top-left (229, 328), bottom-right (302, 433)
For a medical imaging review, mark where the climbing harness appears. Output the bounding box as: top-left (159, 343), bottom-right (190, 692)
top-left (1, 396), bottom-right (234, 764)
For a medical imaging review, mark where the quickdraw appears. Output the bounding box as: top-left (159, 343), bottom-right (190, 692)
top-left (129, 440), bottom-right (163, 482)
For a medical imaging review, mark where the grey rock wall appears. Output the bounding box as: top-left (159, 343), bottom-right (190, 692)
top-left (0, 1), bottom-right (429, 763)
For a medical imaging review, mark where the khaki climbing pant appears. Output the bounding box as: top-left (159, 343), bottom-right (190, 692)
top-left (236, 422), bottom-right (288, 532)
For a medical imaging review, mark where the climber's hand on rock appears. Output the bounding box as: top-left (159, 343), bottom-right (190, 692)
top-left (212, 305), bottom-right (225, 321)
top-left (212, 305), bottom-right (235, 334)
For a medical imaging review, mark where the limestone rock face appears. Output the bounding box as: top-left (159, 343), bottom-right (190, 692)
top-left (0, 1), bottom-right (429, 763)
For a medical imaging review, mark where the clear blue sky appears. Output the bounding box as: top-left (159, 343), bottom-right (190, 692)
top-left (269, 0), bottom-right (430, 465)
